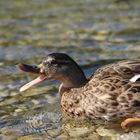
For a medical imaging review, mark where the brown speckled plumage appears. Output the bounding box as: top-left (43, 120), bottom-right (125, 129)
top-left (18, 53), bottom-right (140, 131)
top-left (60, 60), bottom-right (140, 121)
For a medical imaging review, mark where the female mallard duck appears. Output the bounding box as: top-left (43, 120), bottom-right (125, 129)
top-left (17, 53), bottom-right (140, 132)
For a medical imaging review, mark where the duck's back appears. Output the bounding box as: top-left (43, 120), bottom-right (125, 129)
top-left (91, 59), bottom-right (140, 80)
top-left (84, 60), bottom-right (140, 120)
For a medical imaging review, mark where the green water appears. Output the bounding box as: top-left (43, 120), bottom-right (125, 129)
top-left (0, 0), bottom-right (140, 139)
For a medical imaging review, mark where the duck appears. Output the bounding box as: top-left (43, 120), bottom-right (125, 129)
top-left (17, 53), bottom-right (140, 132)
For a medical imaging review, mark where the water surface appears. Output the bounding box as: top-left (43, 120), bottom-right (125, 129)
top-left (0, 0), bottom-right (140, 139)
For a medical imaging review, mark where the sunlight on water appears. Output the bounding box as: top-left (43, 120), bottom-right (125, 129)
top-left (0, 0), bottom-right (140, 139)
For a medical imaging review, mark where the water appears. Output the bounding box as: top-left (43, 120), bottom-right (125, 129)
top-left (0, 0), bottom-right (140, 139)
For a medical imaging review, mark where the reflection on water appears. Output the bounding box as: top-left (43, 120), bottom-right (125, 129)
top-left (0, 0), bottom-right (140, 139)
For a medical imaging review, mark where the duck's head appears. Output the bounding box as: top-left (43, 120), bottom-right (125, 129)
top-left (17, 53), bottom-right (87, 92)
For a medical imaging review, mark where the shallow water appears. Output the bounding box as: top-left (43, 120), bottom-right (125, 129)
top-left (0, 0), bottom-right (140, 139)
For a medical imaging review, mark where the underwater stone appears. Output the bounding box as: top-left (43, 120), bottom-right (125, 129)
top-left (68, 127), bottom-right (89, 137)
top-left (96, 126), bottom-right (117, 137)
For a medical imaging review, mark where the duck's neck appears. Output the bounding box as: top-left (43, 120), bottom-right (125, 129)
top-left (61, 74), bottom-right (87, 88)
top-left (59, 66), bottom-right (88, 90)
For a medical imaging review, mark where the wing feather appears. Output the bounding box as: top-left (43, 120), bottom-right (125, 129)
top-left (92, 60), bottom-right (140, 81)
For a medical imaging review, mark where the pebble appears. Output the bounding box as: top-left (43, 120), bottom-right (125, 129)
top-left (15, 109), bottom-right (23, 113)
top-left (96, 126), bottom-right (117, 138)
top-left (68, 127), bottom-right (89, 137)
top-left (31, 99), bottom-right (39, 105)
top-left (0, 85), bottom-right (5, 90)
top-left (0, 62), bottom-right (4, 66)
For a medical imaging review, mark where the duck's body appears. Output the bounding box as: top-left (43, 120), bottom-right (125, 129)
top-left (17, 53), bottom-right (140, 131)
top-left (60, 60), bottom-right (140, 121)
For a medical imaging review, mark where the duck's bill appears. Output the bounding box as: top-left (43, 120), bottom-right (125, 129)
top-left (19, 75), bottom-right (47, 92)
top-left (17, 63), bottom-right (47, 92)
top-left (17, 63), bottom-right (41, 74)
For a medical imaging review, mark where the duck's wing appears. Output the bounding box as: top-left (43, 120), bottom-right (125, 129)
top-left (87, 60), bottom-right (140, 120)
top-left (92, 59), bottom-right (140, 81)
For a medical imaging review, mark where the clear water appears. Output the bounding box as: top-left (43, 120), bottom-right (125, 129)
top-left (0, 0), bottom-right (140, 139)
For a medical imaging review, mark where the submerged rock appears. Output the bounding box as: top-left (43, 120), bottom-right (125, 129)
top-left (96, 126), bottom-right (117, 139)
top-left (68, 127), bottom-right (89, 137)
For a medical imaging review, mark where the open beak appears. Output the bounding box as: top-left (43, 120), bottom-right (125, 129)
top-left (17, 63), bottom-right (47, 92)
